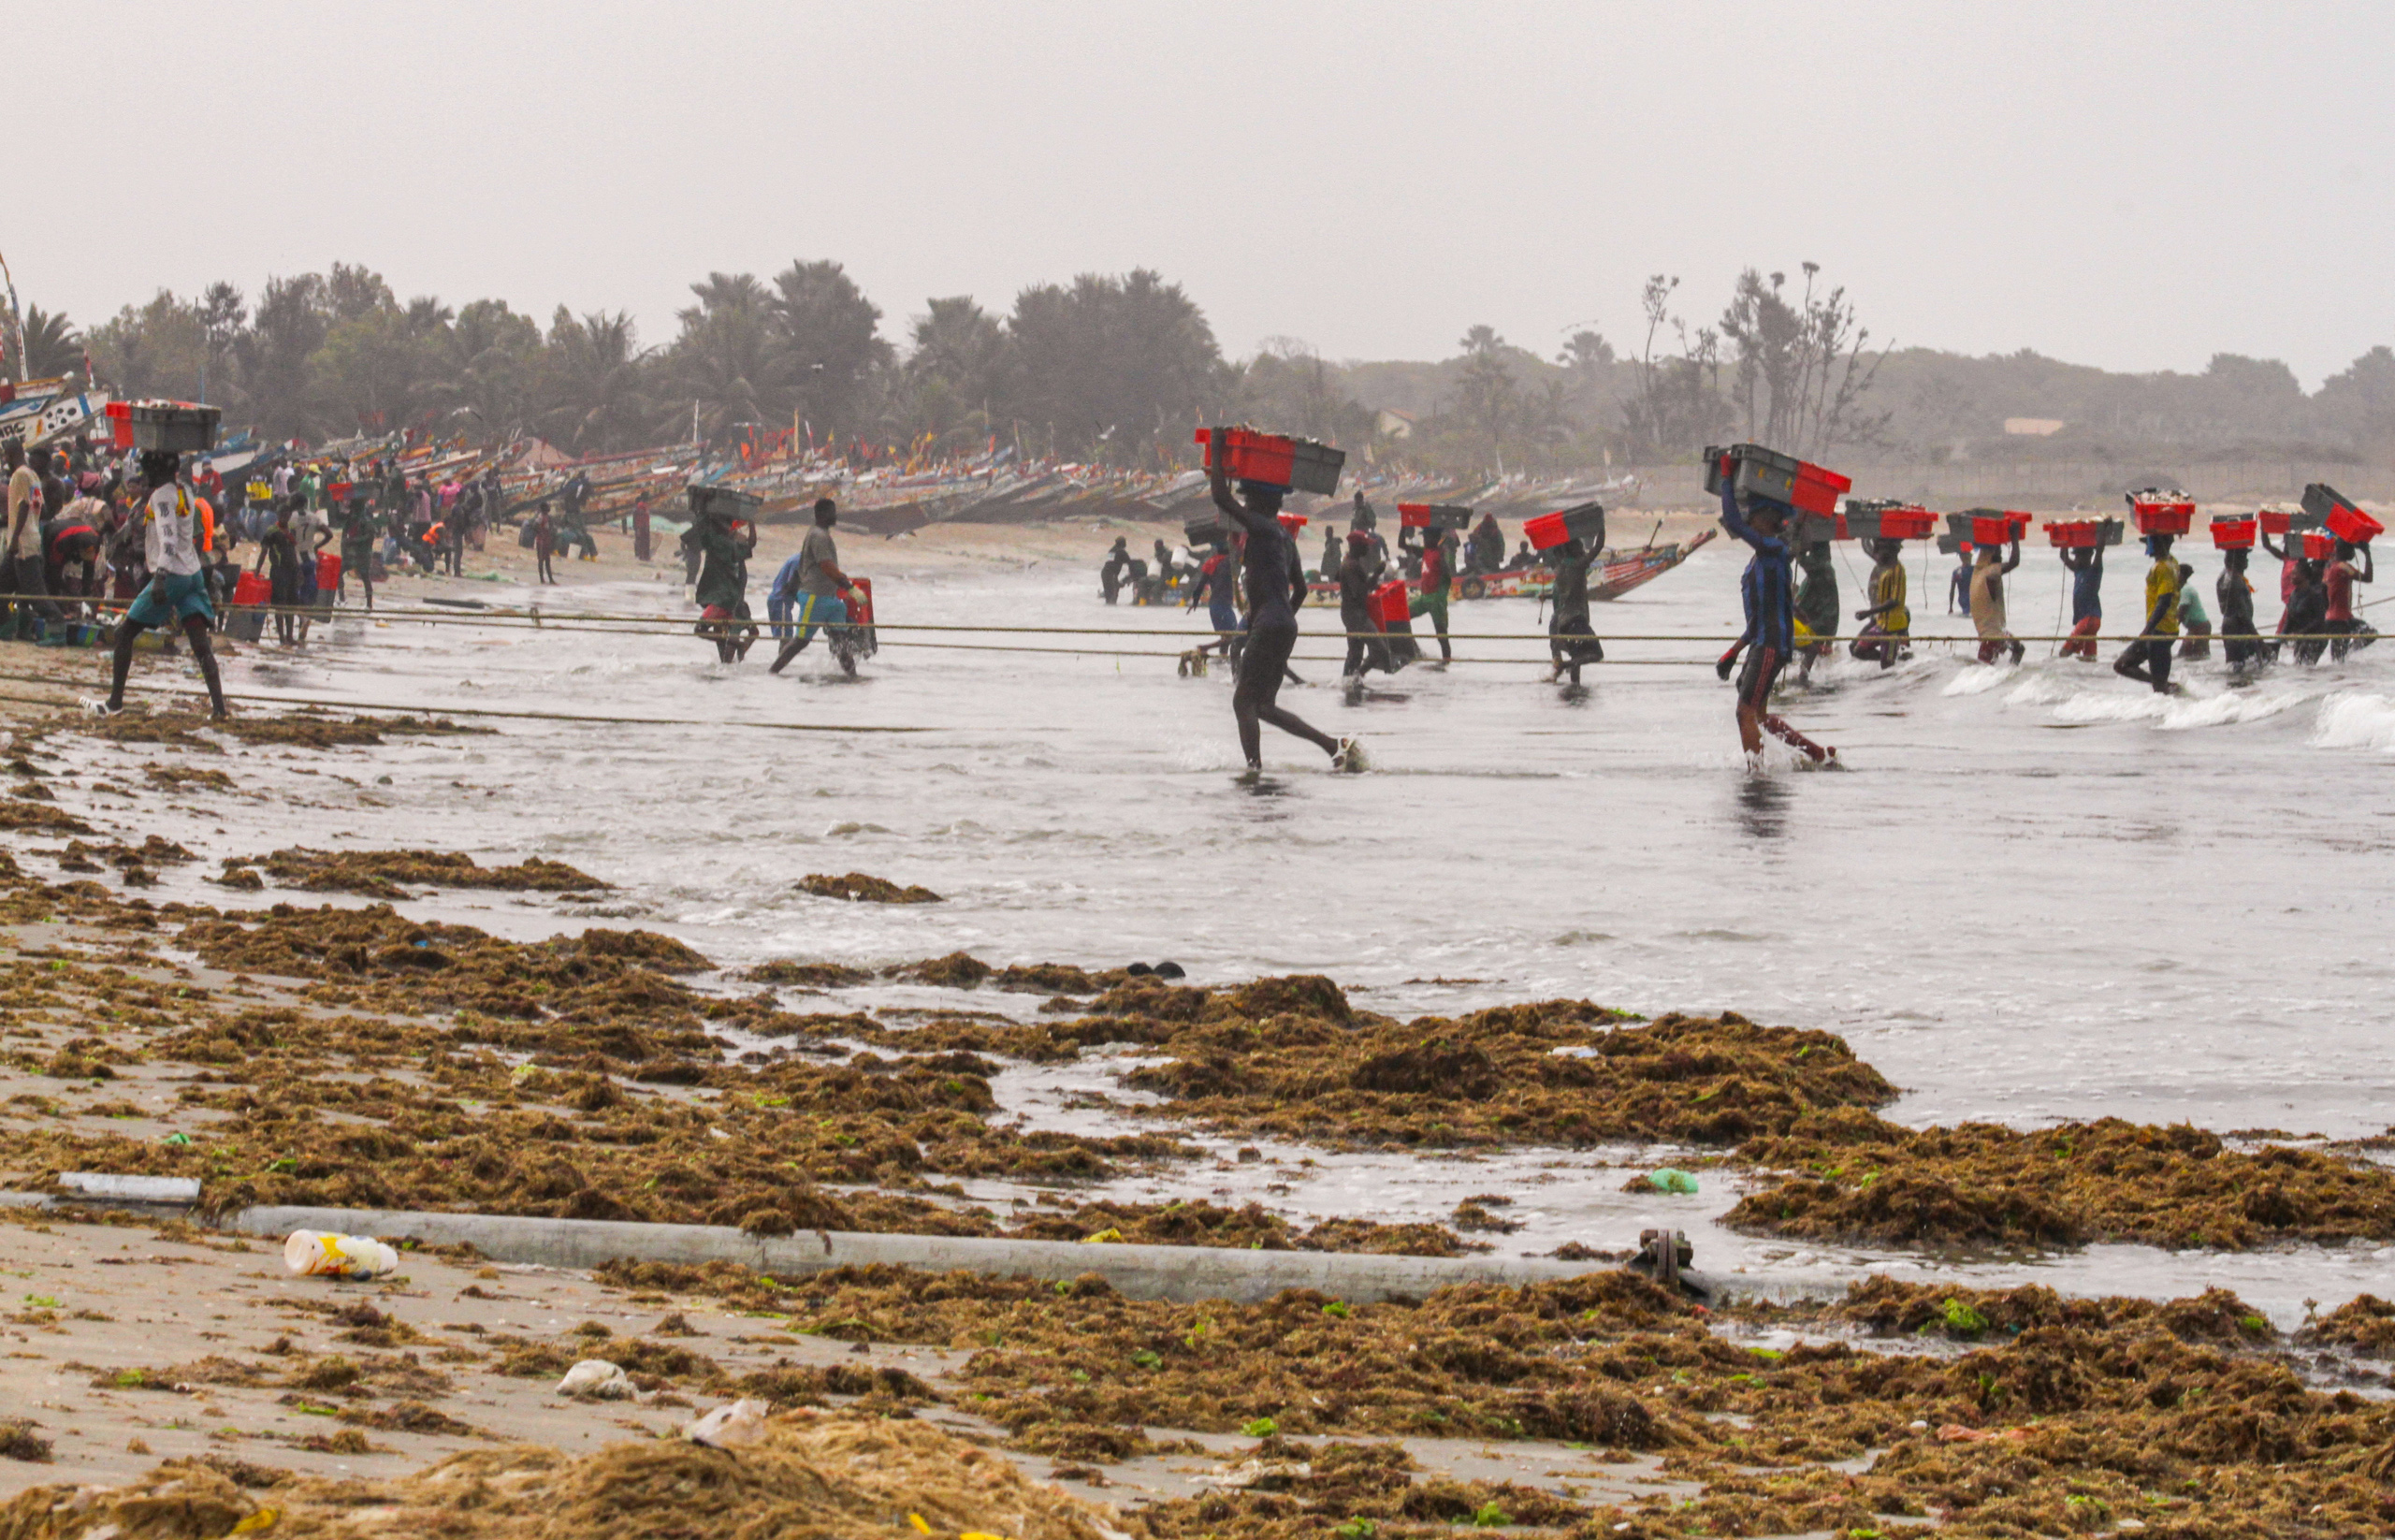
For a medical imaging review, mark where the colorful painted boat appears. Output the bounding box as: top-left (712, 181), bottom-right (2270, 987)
top-left (1303, 529), bottom-right (1714, 607)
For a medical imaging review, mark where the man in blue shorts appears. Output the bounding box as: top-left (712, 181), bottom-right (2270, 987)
top-left (103, 449), bottom-right (228, 719)
top-left (768, 499), bottom-right (860, 674)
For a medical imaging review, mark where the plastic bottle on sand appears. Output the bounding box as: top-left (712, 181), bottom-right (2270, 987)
top-left (283, 1229), bottom-right (400, 1279)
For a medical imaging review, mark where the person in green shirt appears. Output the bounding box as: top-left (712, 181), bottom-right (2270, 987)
top-left (692, 510), bottom-right (758, 663)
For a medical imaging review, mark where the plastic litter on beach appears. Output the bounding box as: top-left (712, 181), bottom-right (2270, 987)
top-left (282, 1228), bottom-right (399, 1279)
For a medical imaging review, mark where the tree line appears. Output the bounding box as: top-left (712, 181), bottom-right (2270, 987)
top-left (40, 258), bottom-right (2395, 476)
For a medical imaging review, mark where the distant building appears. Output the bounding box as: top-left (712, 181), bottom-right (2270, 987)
top-left (1376, 409), bottom-right (1416, 440)
top-left (2004, 418), bottom-right (2065, 437)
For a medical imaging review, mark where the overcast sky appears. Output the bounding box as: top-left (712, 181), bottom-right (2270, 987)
top-left (26, 1), bottom-right (2393, 385)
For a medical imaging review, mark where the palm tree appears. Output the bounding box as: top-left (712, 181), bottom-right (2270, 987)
top-left (19, 306), bottom-right (80, 380)
top-left (540, 310), bottom-right (650, 452)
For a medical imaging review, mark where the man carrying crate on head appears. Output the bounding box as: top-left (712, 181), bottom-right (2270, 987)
top-left (100, 447), bottom-right (228, 720)
top-left (1713, 472), bottom-right (1836, 766)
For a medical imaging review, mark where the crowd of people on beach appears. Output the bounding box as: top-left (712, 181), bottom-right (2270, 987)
top-left (0, 433), bottom-right (525, 641)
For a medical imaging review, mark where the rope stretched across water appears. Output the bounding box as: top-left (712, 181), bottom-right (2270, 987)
top-left (77, 598), bottom-right (2385, 651)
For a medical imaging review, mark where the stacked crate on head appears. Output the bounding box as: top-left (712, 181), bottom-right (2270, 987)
top-left (1196, 427), bottom-right (1345, 496)
top-left (1844, 500), bottom-right (1938, 543)
top-left (2209, 514), bottom-right (2257, 550)
top-left (126, 401), bottom-right (221, 454)
top-left (2126, 488), bottom-right (2194, 535)
top-left (1523, 501), bottom-right (1606, 553)
top-left (2302, 483), bottom-right (2384, 547)
top-left (1397, 503), bottom-right (1473, 530)
top-left (2043, 517), bottom-right (2125, 548)
top-left (1702, 443), bottom-right (1851, 516)
top-left (688, 483), bottom-right (762, 526)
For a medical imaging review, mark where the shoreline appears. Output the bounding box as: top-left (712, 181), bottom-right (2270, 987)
top-left (0, 659), bottom-right (2386, 1532)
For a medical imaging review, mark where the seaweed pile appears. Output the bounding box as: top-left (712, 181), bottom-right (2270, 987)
top-left (590, 1259), bottom-right (2395, 1538)
top-left (0, 901), bottom-right (1469, 1255)
top-left (224, 847), bottom-right (608, 899)
top-left (831, 972), bottom-right (1896, 1149)
top-left (1730, 1109), bottom-right (2395, 1249)
top-left (0, 1410), bottom-right (1124, 1540)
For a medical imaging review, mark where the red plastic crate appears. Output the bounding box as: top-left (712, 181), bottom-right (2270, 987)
top-left (2326, 503), bottom-right (2384, 545)
top-left (849, 575), bottom-right (875, 627)
top-left (2130, 498), bottom-right (2194, 535)
top-left (1195, 427), bottom-right (1344, 494)
top-left (2209, 516), bottom-right (2257, 550)
top-left (1880, 508), bottom-right (1936, 540)
top-left (231, 572), bottom-right (271, 607)
top-left (2302, 530), bottom-right (2336, 559)
top-left (1789, 462), bottom-right (1851, 517)
top-left (2257, 509), bottom-right (2297, 535)
top-left (1971, 515), bottom-right (2014, 545)
top-left (1198, 426), bottom-right (1294, 488)
top-left (1277, 512), bottom-right (1307, 533)
top-left (1370, 579), bottom-right (1411, 627)
top-left (1523, 511), bottom-right (1568, 551)
top-left (2045, 519), bottom-right (2100, 548)
top-left (104, 400), bottom-right (133, 450)
top-left (315, 552), bottom-right (341, 591)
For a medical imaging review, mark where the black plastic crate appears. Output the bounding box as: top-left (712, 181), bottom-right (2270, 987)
top-left (1287, 440), bottom-right (1345, 497)
top-left (687, 484), bottom-right (763, 519)
top-left (2301, 482), bottom-right (2357, 524)
top-left (1184, 516), bottom-right (1228, 547)
top-left (127, 403), bottom-right (221, 453)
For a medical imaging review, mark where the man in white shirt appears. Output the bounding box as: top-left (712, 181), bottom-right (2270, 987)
top-left (102, 448), bottom-right (227, 719)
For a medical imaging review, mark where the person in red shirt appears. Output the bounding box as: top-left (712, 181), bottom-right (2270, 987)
top-left (2323, 538), bottom-right (2375, 660)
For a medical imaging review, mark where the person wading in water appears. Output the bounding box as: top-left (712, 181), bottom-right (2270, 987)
top-left (1208, 458), bottom-right (1357, 775)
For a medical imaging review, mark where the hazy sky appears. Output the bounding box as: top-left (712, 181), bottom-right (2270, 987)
top-left (27, 1), bottom-right (2395, 385)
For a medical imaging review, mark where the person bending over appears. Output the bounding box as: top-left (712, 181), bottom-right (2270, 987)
top-left (1849, 538), bottom-right (1910, 668)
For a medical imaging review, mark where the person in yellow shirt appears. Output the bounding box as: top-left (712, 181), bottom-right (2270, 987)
top-left (2112, 533), bottom-right (2184, 693)
top-left (1848, 538), bottom-right (1910, 668)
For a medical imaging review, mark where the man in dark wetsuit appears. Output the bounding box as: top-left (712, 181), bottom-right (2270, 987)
top-left (1209, 460), bottom-right (1355, 772)
top-left (2281, 558), bottom-right (2329, 664)
top-left (1337, 530), bottom-right (1389, 681)
top-left (1792, 538), bottom-right (1837, 683)
top-left (2059, 544), bottom-right (2103, 659)
top-left (1099, 537), bottom-right (1130, 604)
top-left (693, 511), bottom-right (759, 663)
top-left (1716, 484), bottom-right (1836, 764)
top-left (1546, 536), bottom-right (1605, 685)
top-left (2217, 545), bottom-right (2263, 673)
top-left (1948, 545), bottom-right (1975, 616)
top-left (1468, 513), bottom-right (1504, 575)
top-left (1348, 491), bottom-right (1388, 581)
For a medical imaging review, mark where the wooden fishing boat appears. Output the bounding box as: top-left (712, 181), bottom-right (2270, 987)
top-left (1302, 529), bottom-right (1714, 606)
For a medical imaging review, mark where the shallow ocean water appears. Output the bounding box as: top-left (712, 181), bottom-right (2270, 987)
top-left (65, 534), bottom-right (2395, 1314)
